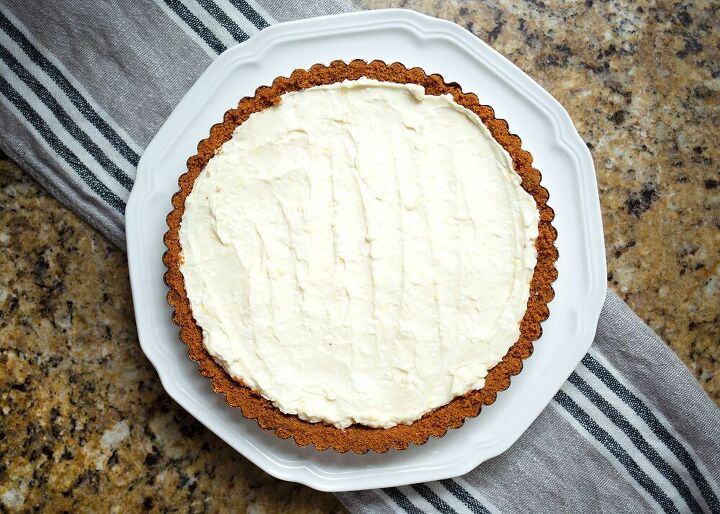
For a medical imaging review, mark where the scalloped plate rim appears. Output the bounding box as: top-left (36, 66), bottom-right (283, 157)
top-left (126, 9), bottom-right (606, 492)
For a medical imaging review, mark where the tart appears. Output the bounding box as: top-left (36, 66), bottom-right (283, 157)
top-left (163, 60), bottom-right (557, 453)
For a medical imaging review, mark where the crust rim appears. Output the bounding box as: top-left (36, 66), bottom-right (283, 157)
top-left (162, 59), bottom-right (559, 454)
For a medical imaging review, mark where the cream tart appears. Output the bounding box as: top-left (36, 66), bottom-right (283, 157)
top-left (163, 60), bottom-right (558, 453)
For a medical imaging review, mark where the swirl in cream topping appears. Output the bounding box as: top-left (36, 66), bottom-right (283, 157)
top-left (179, 78), bottom-right (539, 428)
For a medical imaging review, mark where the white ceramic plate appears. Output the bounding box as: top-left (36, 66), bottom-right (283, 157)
top-left (126, 9), bottom-right (606, 492)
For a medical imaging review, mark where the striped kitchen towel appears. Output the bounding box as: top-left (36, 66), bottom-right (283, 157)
top-left (0, 1), bottom-right (718, 513)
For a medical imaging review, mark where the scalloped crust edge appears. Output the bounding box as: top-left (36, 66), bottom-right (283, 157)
top-left (162, 59), bottom-right (558, 454)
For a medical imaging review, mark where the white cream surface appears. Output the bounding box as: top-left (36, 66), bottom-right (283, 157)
top-left (179, 79), bottom-right (539, 428)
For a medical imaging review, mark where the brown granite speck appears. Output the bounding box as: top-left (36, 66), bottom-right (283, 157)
top-left (1, 0), bottom-right (719, 510)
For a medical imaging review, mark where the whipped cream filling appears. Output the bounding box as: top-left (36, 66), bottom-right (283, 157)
top-left (179, 78), bottom-right (539, 429)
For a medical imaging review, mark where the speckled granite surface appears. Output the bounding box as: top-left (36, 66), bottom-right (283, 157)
top-left (1, 1), bottom-right (718, 511)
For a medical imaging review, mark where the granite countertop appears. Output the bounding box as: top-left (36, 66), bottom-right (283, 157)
top-left (1, 0), bottom-right (718, 511)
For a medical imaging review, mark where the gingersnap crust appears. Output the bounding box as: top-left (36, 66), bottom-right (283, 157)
top-left (163, 59), bottom-right (558, 454)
